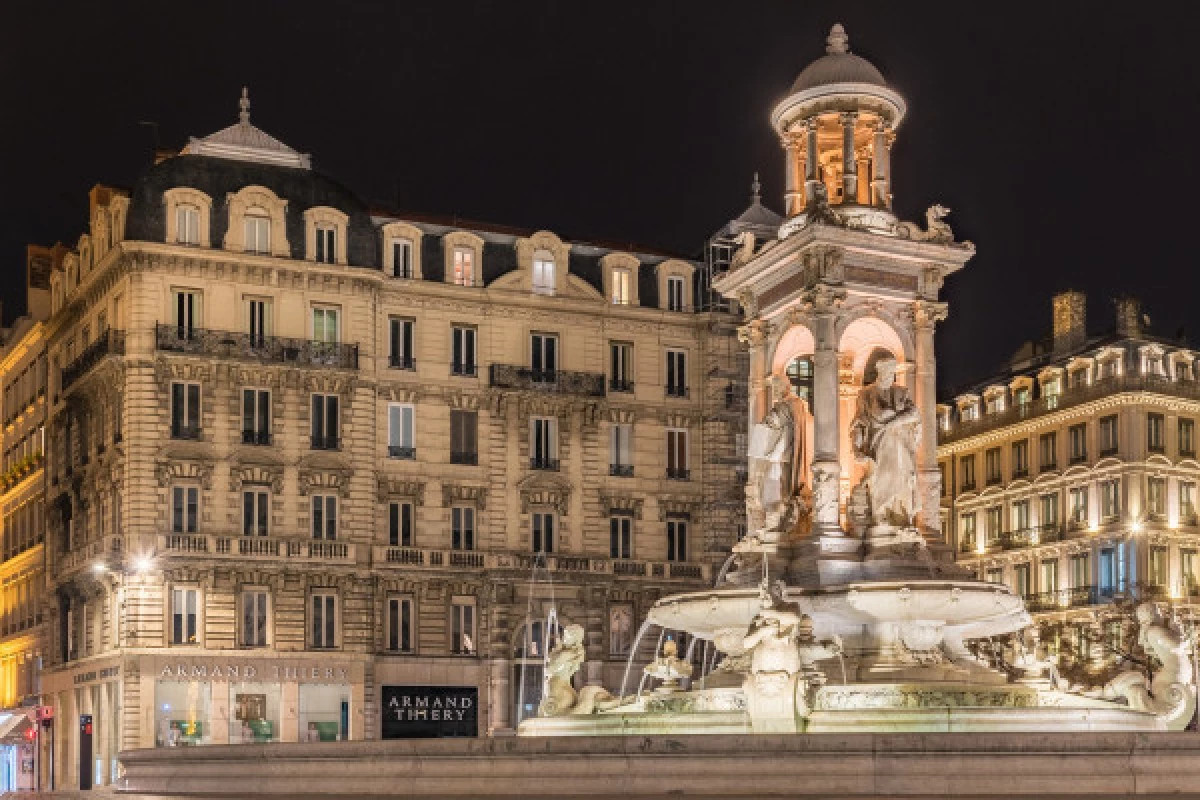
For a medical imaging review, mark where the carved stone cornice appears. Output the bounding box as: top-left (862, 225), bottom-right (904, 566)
top-left (598, 492), bottom-right (644, 520)
top-left (443, 483), bottom-right (487, 510)
top-left (298, 467), bottom-right (353, 498)
top-left (377, 477), bottom-right (425, 504)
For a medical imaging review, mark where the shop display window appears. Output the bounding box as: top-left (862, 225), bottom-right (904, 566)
top-left (298, 684), bottom-right (350, 742)
top-left (155, 682), bottom-right (211, 747)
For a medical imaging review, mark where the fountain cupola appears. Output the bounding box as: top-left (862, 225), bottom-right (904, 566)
top-left (772, 24), bottom-right (905, 218)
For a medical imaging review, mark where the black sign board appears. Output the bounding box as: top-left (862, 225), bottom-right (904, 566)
top-left (78, 714), bottom-right (93, 790)
top-left (381, 686), bottom-right (477, 739)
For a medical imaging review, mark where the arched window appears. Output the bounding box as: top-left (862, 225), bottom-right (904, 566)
top-left (244, 209), bottom-right (271, 254)
top-left (786, 356), bottom-right (814, 405)
top-left (532, 250), bottom-right (556, 295)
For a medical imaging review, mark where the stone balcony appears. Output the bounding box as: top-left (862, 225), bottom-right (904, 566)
top-left (155, 324), bottom-right (359, 370)
top-left (487, 364), bottom-right (605, 397)
top-left (56, 535), bottom-right (124, 577)
top-left (158, 533), bottom-right (356, 564)
top-left (371, 546), bottom-right (710, 581)
top-left (61, 329), bottom-right (125, 392)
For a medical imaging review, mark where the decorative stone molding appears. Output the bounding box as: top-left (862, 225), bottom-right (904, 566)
top-left (230, 569), bottom-right (285, 591)
top-left (518, 475), bottom-right (571, 516)
top-left (302, 206), bottom-right (349, 264)
top-left (445, 390), bottom-right (481, 411)
top-left (918, 265), bottom-right (945, 299)
top-left (443, 483), bottom-right (487, 510)
top-left (298, 468), bottom-right (353, 498)
top-left (911, 300), bottom-right (949, 330)
top-left (163, 187), bottom-right (214, 247)
top-left (377, 477), bottom-right (425, 504)
top-left (154, 359), bottom-right (215, 392)
top-left (658, 496), bottom-right (699, 521)
top-left (599, 492), bottom-right (644, 519)
top-left (800, 246), bottom-right (844, 285)
top-left (223, 185), bottom-right (289, 257)
top-left (514, 231), bottom-right (571, 292)
top-left (380, 221), bottom-right (424, 279)
top-left (379, 385), bottom-right (419, 404)
top-left (156, 461), bottom-right (213, 490)
top-left (608, 407), bottom-right (636, 425)
top-left (230, 464), bottom-right (283, 494)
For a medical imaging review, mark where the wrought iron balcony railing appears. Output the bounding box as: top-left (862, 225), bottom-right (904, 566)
top-left (389, 356), bottom-right (416, 370)
top-left (450, 451), bottom-right (478, 465)
top-left (311, 435), bottom-right (340, 451)
top-left (609, 378), bottom-right (634, 393)
top-left (489, 365), bottom-right (605, 397)
top-left (171, 424), bottom-right (202, 441)
top-left (991, 524), bottom-right (1066, 551)
top-left (61, 330), bottom-right (125, 391)
top-left (665, 385), bottom-right (689, 399)
top-left (666, 467), bottom-right (691, 481)
top-left (610, 464), bottom-right (634, 477)
top-left (451, 362), bottom-right (478, 377)
top-left (155, 324), bottom-right (358, 369)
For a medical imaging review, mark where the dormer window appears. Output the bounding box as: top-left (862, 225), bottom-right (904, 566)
top-left (176, 205), bottom-right (200, 245)
top-left (667, 276), bottom-right (685, 312)
top-left (532, 251), bottom-right (556, 295)
top-left (245, 211), bottom-right (271, 254)
top-left (315, 225), bottom-right (336, 264)
top-left (611, 268), bottom-right (631, 305)
top-left (391, 239), bottom-right (413, 278)
top-left (453, 248), bottom-right (475, 287)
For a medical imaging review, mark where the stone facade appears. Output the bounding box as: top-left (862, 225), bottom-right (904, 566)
top-left (28, 99), bottom-right (746, 789)
top-left (940, 291), bottom-right (1200, 649)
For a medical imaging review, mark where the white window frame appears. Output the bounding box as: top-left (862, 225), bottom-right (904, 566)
top-left (665, 349), bottom-right (687, 397)
top-left (176, 205), bottom-right (200, 245)
top-left (666, 517), bottom-right (688, 562)
top-left (530, 416), bottom-right (558, 468)
top-left (240, 589), bottom-right (269, 648)
top-left (610, 514), bottom-right (632, 559)
top-left (388, 317), bottom-right (415, 369)
top-left (666, 427), bottom-right (689, 477)
top-left (666, 275), bottom-right (685, 312)
top-left (244, 211), bottom-right (271, 254)
top-left (390, 238), bottom-right (414, 279)
top-left (388, 403), bottom-right (416, 458)
top-left (310, 590), bottom-right (339, 649)
top-left (245, 297), bottom-right (272, 344)
top-left (314, 225), bottom-right (337, 264)
top-left (453, 247), bottom-right (475, 287)
top-left (449, 597), bottom-right (476, 655)
top-left (611, 268), bottom-right (631, 305)
top-left (532, 252), bottom-right (556, 295)
top-left (242, 387), bottom-right (271, 445)
top-left (451, 325), bottom-right (477, 375)
top-left (389, 501), bottom-right (414, 547)
top-left (170, 586), bottom-right (200, 646)
top-left (242, 488), bottom-right (270, 537)
top-left (610, 423), bottom-right (633, 472)
top-left (311, 306), bottom-right (340, 344)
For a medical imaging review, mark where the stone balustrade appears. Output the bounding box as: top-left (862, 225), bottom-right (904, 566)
top-left (370, 545), bottom-right (710, 581)
top-left (158, 533), bottom-right (356, 564)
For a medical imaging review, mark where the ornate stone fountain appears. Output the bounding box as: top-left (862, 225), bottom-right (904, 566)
top-left (519, 24), bottom-right (1195, 737)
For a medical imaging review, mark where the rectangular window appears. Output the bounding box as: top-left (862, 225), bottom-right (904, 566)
top-left (1040, 559), bottom-right (1059, 594)
top-left (386, 596), bottom-right (414, 652)
top-left (1070, 553), bottom-right (1089, 589)
top-left (666, 517), bottom-right (688, 562)
top-left (986, 506), bottom-right (1003, 541)
top-left (389, 501), bottom-right (414, 547)
top-left (388, 403), bottom-right (415, 459)
top-left (311, 495), bottom-right (337, 540)
top-left (452, 248), bottom-right (475, 287)
top-left (1039, 493), bottom-right (1059, 528)
top-left (242, 490), bottom-right (269, 537)
top-left (665, 349), bottom-right (687, 397)
top-left (314, 226), bottom-right (336, 264)
top-left (1183, 551), bottom-right (1198, 594)
top-left (1039, 432), bottom-right (1057, 471)
top-left (450, 598), bottom-right (476, 654)
top-left (171, 486), bottom-right (198, 534)
top-left (310, 394), bottom-right (340, 449)
top-left (311, 592), bottom-right (337, 649)
top-left (610, 514), bottom-right (632, 559)
top-left (532, 256), bottom-right (555, 295)
top-left (610, 342), bottom-right (634, 392)
top-left (242, 388), bottom-right (271, 445)
top-left (960, 512), bottom-right (977, 551)
top-left (244, 215), bottom-right (270, 254)
top-left (450, 410), bottom-right (478, 465)
top-left (1011, 440), bottom-right (1028, 478)
top-left (177, 206), bottom-right (199, 245)
top-left (1069, 486), bottom-right (1089, 526)
top-left (530, 333), bottom-right (558, 379)
top-left (451, 326), bottom-right (477, 376)
top-left (1014, 386), bottom-right (1030, 407)
top-left (1101, 478), bottom-right (1121, 519)
top-left (1149, 546), bottom-right (1168, 587)
top-left (312, 307), bottom-right (339, 344)
top-left (532, 512), bottom-right (554, 553)
top-left (960, 455), bottom-right (976, 490)
top-left (246, 298), bottom-right (271, 346)
top-left (1146, 476), bottom-right (1166, 518)
top-left (1099, 414), bottom-right (1119, 455)
top-left (173, 289), bottom-right (200, 337)
top-left (171, 588), bottom-right (198, 645)
top-left (666, 428), bottom-right (688, 480)
top-left (1068, 423), bottom-right (1087, 463)
top-left (985, 567), bottom-right (1004, 585)
top-left (530, 417), bottom-right (557, 470)
top-left (1099, 548), bottom-right (1117, 596)
top-left (1180, 418), bottom-right (1196, 457)
top-left (1014, 563), bottom-right (1031, 598)
top-left (1181, 481), bottom-right (1197, 523)
top-left (984, 447), bottom-right (1001, 484)
top-left (391, 239), bottom-right (413, 278)
top-left (389, 318), bottom-right (415, 369)
top-left (1147, 413), bottom-right (1165, 453)
top-left (611, 268), bottom-right (630, 305)
top-left (1068, 368), bottom-right (1088, 389)
top-left (1011, 499), bottom-right (1030, 532)
top-left (666, 276), bottom-right (685, 312)
top-left (241, 590), bottom-right (268, 648)
top-left (610, 423), bottom-right (633, 476)
top-left (451, 506), bottom-right (475, 551)
top-left (170, 382), bottom-right (201, 439)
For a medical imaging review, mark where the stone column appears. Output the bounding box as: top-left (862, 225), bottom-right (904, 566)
top-left (871, 120), bottom-right (891, 208)
top-left (840, 113), bottom-right (858, 203)
top-left (803, 119), bottom-right (820, 207)
top-left (488, 657), bottom-right (511, 734)
top-left (913, 301), bottom-right (948, 539)
top-left (783, 135), bottom-right (802, 216)
top-left (806, 287), bottom-right (846, 535)
top-left (738, 320), bottom-right (771, 426)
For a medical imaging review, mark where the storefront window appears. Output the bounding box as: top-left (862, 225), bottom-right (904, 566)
top-left (298, 684), bottom-right (350, 742)
top-left (229, 682), bottom-right (281, 743)
top-left (155, 682), bottom-right (211, 747)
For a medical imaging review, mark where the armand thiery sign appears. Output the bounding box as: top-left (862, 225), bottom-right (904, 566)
top-left (381, 686), bottom-right (477, 738)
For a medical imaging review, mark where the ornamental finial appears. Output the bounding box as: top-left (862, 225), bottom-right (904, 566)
top-left (239, 87), bottom-right (251, 126)
top-left (826, 23), bottom-right (849, 55)
top-left (751, 172), bottom-right (761, 201)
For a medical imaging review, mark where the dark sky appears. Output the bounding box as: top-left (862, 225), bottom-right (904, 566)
top-left (2, 1), bottom-right (1198, 390)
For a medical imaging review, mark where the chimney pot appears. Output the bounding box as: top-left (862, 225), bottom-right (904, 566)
top-left (1052, 290), bottom-right (1087, 353)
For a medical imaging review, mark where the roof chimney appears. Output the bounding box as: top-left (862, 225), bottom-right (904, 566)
top-left (1114, 295), bottom-right (1144, 337)
top-left (1052, 290), bottom-right (1087, 353)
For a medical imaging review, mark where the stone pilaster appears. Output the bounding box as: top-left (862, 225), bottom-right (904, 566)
top-left (912, 300), bottom-right (948, 540)
top-left (804, 286), bottom-right (846, 535)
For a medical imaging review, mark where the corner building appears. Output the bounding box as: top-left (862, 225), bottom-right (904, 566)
top-left (940, 292), bottom-right (1200, 647)
top-left (39, 96), bottom-right (746, 787)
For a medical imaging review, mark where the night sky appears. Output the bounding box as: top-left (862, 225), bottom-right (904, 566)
top-left (2, 1), bottom-right (1197, 391)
